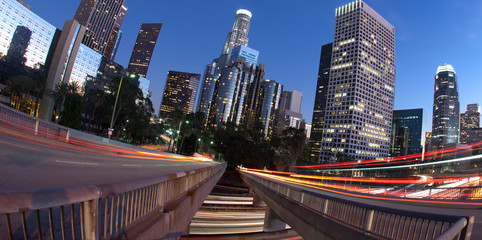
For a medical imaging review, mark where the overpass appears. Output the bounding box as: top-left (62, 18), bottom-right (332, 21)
top-left (240, 168), bottom-right (478, 240)
top-left (0, 104), bottom-right (225, 239)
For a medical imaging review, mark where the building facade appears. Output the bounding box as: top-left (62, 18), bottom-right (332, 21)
top-left (229, 45), bottom-right (259, 66)
top-left (127, 23), bottom-right (162, 77)
top-left (105, 5), bottom-right (127, 61)
top-left (222, 9), bottom-right (252, 56)
top-left (309, 43), bottom-right (333, 161)
top-left (259, 79), bottom-right (283, 138)
top-left (319, 0), bottom-right (395, 162)
top-left (197, 60), bottom-right (220, 127)
top-left (390, 108), bottom-right (423, 157)
top-left (277, 90), bottom-right (305, 135)
top-left (431, 64), bottom-right (459, 150)
top-left (460, 103), bottom-right (482, 145)
top-left (159, 71), bottom-right (200, 118)
top-left (74, 0), bottom-right (125, 57)
top-left (207, 58), bottom-right (253, 129)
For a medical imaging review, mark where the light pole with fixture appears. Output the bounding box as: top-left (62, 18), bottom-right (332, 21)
top-left (108, 73), bottom-right (136, 139)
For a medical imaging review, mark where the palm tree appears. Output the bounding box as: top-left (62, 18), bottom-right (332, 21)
top-left (49, 82), bottom-right (68, 122)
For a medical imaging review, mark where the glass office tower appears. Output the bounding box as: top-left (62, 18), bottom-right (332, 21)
top-left (431, 64), bottom-right (459, 150)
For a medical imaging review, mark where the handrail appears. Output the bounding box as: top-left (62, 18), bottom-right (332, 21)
top-left (0, 103), bottom-right (70, 141)
top-left (0, 164), bottom-right (226, 239)
top-left (240, 170), bottom-right (474, 240)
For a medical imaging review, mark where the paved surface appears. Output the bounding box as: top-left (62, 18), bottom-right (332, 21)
top-left (0, 125), bottom-right (219, 192)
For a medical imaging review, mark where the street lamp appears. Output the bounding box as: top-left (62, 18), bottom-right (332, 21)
top-left (175, 120), bottom-right (189, 153)
top-left (108, 73), bottom-right (136, 139)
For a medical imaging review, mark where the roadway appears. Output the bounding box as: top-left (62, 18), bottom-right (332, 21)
top-left (0, 125), bottom-right (219, 192)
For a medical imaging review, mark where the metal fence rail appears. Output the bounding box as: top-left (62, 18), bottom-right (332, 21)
top-left (0, 103), bottom-right (69, 141)
top-left (0, 164), bottom-right (225, 240)
top-left (240, 171), bottom-right (474, 240)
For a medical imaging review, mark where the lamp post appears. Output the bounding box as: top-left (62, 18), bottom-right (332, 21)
top-left (175, 120), bottom-right (189, 153)
top-left (108, 73), bottom-right (135, 139)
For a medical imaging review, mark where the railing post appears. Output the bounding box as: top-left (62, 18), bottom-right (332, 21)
top-left (34, 120), bottom-right (39, 135)
top-left (66, 129), bottom-right (70, 142)
top-left (364, 209), bottom-right (374, 235)
top-left (322, 199), bottom-right (329, 216)
top-left (83, 199), bottom-right (99, 240)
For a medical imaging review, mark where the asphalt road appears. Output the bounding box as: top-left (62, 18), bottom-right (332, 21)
top-left (0, 126), bottom-right (219, 192)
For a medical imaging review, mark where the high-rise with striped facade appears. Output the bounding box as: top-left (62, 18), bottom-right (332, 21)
top-left (319, 0), bottom-right (395, 162)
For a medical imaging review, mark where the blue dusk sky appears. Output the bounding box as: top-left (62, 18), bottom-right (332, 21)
top-left (27, 0), bottom-right (482, 133)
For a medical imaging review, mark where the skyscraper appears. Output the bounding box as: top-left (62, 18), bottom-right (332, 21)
top-left (259, 80), bottom-right (283, 138)
top-left (159, 71), bottom-right (200, 118)
top-left (73, 0), bottom-right (125, 57)
top-left (431, 64), bottom-right (459, 150)
top-left (207, 58), bottom-right (252, 129)
top-left (319, 0), bottom-right (395, 162)
top-left (127, 23), bottom-right (162, 77)
top-left (390, 109), bottom-right (423, 157)
top-left (309, 43), bottom-right (333, 161)
top-left (460, 103), bottom-right (482, 145)
top-left (221, 9), bottom-right (252, 56)
top-left (105, 5), bottom-right (127, 60)
top-left (197, 60), bottom-right (220, 128)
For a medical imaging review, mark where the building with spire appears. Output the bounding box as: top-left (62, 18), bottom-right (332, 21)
top-left (319, 0), bottom-right (395, 162)
top-left (221, 9), bottom-right (252, 57)
top-left (431, 64), bottom-right (459, 150)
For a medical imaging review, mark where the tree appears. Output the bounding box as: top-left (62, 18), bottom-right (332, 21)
top-left (281, 127), bottom-right (306, 170)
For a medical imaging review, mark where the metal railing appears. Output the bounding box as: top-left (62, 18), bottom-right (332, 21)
top-left (0, 103), bottom-right (69, 141)
top-left (0, 164), bottom-right (225, 239)
top-left (241, 171), bottom-right (474, 240)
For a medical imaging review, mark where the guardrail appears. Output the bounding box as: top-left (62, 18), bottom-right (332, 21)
top-left (240, 170), bottom-right (474, 240)
top-left (0, 164), bottom-right (225, 239)
top-left (0, 103), bottom-right (69, 141)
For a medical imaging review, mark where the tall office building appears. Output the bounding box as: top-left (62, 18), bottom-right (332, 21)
top-left (222, 9), bottom-right (252, 56)
top-left (74, 0), bottom-right (125, 57)
top-left (207, 58), bottom-right (255, 129)
top-left (242, 64), bottom-right (266, 130)
top-left (460, 103), bottom-right (482, 145)
top-left (259, 80), bottom-right (283, 138)
top-left (197, 60), bottom-right (220, 127)
top-left (390, 109), bottom-right (423, 157)
top-left (159, 71), bottom-right (200, 118)
top-left (431, 64), bottom-right (459, 150)
top-left (105, 5), bottom-right (127, 60)
top-left (319, 0), bottom-right (395, 162)
top-left (309, 43), bottom-right (333, 161)
top-left (127, 23), bottom-right (162, 77)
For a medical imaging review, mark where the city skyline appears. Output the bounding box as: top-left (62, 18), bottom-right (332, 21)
top-left (27, 0), bottom-right (482, 133)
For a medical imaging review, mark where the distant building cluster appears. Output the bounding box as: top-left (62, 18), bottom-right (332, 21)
top-left (159, 9), bottom-right (307, 139)
top-left (0, 0), bottom-right (161, 123)
top-left (308, 0), bottom-right (482, 163)
top-left (2, 0), bottom-right (480, 162)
